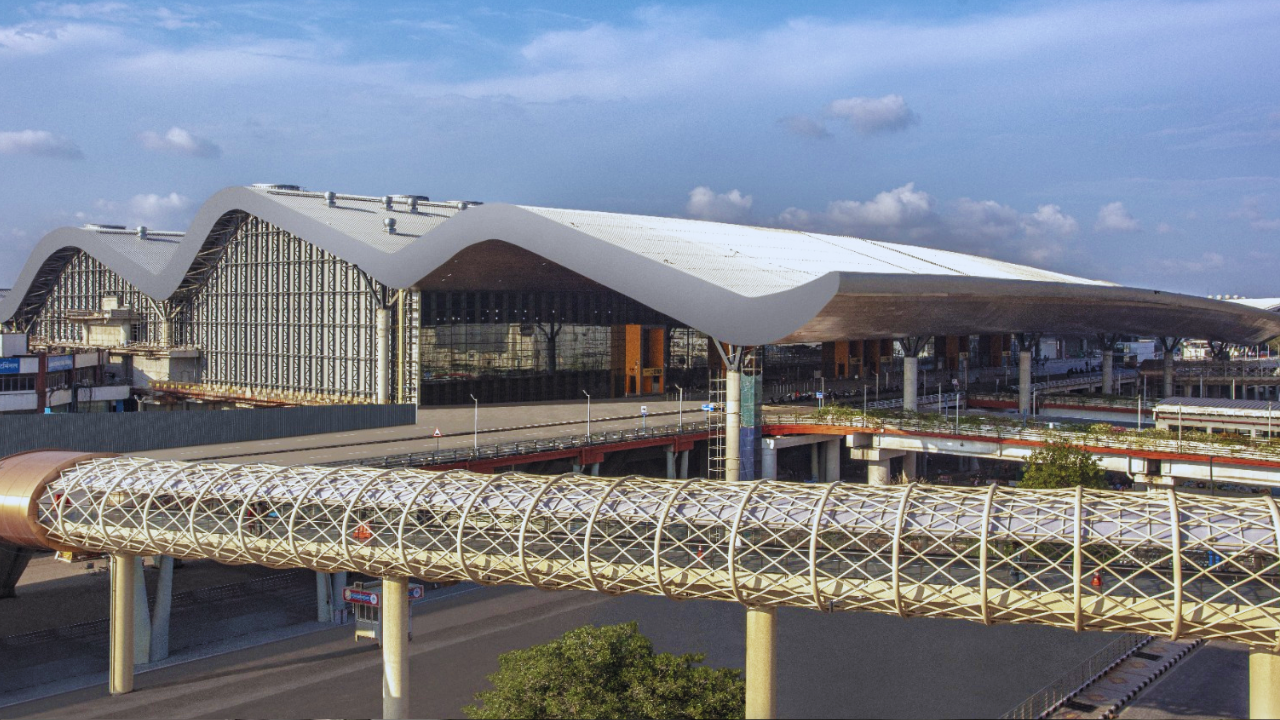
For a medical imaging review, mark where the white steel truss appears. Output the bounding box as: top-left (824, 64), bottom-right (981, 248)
top-left (35, 456), bottom-right (1280, 650)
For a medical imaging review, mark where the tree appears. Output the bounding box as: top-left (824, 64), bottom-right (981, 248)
top-left (1019, 441), bottom-right (1108, 489)
top-left (464, 622), bottom-right (745, 720)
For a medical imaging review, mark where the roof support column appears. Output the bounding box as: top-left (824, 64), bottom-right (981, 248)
top-left (1160, 337), bottom-right (1183, 399)
top-left (375, 307), bottom-right (391, 405)
top-left (897, 337), bottom-right (928, 412)
top-left (1017, 333), bottom-right (1041, 416)
top-left (1097, 334), bottom-right (1118, 394)
top-left (713, 342), bottom-right (755, 483)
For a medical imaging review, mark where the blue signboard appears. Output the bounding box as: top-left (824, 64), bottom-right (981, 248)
top-left (47, 355), bottom-right (73, 373)
top-left (701, 404), bottom-right (714, 411)
top-left (0, 358), bottom-right (19, 375)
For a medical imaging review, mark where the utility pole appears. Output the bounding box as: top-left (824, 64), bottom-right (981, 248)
top-left (469, 394), bottom-right (478, 451)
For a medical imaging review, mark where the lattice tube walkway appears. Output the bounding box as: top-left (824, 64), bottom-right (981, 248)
top-left (32, 456), bottom-right (1280, 649)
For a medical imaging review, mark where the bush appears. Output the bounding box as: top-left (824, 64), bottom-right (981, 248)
top-left (464, 622), bottom-right (745, 720)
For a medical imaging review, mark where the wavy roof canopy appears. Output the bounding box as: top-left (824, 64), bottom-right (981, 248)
top-left (4, 185), bottom-right (1280, 346)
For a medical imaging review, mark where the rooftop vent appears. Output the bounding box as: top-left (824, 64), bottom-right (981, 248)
top-left (384, 218), bottom-right (397, 234)
top-left (83, 224), bottom-right (127, 231)
top-left (251, 183), bottom-right (302, 191)
top-left (136, 226), bottom-right (148, 241)
top-left (394, 194), bottom-right (429, 213)
top-left (383, 196), bottom-right (394, 210)
top-left (324, 191), bottom-right (336, 207)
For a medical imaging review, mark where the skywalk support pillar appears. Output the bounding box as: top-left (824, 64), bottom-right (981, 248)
top-left (726, 365), bottom-right (741, 482)
top-left (1019, 350), bottom-right (1033, 415)
top-left (376, 307), bottom-right (391, 405)
top-left (150, 555), bottom-right (173, 663)
top-left (382, 575), bottom-right (410, 719)
top-left (1251, 649), bottom-right (1280, 719)
top-left (109, 553), bottom-right (135, 695)
top-left (317, 571), bottom-right (334, 623)
top-left (745, 606), bottom-right (776, 720)
top-left (132, 556), bottom-right (151, 664)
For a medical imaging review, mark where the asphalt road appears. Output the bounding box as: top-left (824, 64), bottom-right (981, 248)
top-left (3, 584), bottom-right (1117, 719)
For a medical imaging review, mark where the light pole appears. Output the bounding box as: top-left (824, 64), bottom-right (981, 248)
top-left (469, 394), bottom-right (478, 451)
top-left (583, 389), bottom-right (592, 443)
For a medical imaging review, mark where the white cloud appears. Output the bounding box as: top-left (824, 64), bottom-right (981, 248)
top-left (1156, 222), bottom-right (1173, 234)
top-left (0, 129), bottom-right (83, 159)
top-left (777, 115), bottom-right (830, 139)
top-left (824, 183), bottom-right (934, 228)
top-left (139, 127), bottom-right (221, 158)
top-left (1254, 218), bottom-right (1280, 231)
top-left (83, 192), bottom-right (193, 229)
top-left (686, 186), bottom-right (752, 222)
top-left (128, 192), bottom-right (191, 221)
top-left (826, 95), bottom-right (918, 135)
top-left (1094, 201), bottom-right (1141, 232)
top-left (1023, 204), bottom-right (1080, 238)
top-left (1157, 251), bottom-right (1226, 274)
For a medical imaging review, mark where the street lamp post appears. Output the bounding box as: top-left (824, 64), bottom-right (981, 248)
top-left (583, 389), bottom-right (591, 443)
top-left (674, 384), bottom-right (683, 434)
top-left (469, 394), bottom-right (478, 451)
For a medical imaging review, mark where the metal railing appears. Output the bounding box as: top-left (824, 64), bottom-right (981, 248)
top-left (324, 421), bottom-right (712, 469)
top-left (1001, 633), bottom-right (1149, 719)
top-left (767, 411), bottom-right (1280, 464)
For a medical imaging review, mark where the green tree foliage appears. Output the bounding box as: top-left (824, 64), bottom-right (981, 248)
top-left (1019, 441), bottom-right (1108, 489)
top-left (464, 622), bottom-right (745, 720)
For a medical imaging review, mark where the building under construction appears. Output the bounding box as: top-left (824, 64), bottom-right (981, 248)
top-left (2, 183), bottom-right (1277, 412)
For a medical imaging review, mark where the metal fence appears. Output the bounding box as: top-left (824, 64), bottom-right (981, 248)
top-left (0, 403), bottom-right (416, 456)
top-left (1001, 633), bottom-right (1149, 719)
top-left (329, 421), bottom-right (712, 468)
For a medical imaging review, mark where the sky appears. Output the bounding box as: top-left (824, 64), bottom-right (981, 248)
top-left (1, 0), bottom-right (1278, 296)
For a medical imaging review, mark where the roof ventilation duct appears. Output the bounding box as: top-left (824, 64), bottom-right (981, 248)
top-left (251, 183), bottom-right (302, 191)
top-left (324, 191), bottom-right (336, 207)
top-left (383, 218), bottom-right (397, 235)
top-left (84, 224), bottom-right (126, 231)
top-left (136, 226), bottom-right (148, 241)
top-left (408, 198), bottom-right (418, 214)
top-left (383, 196), bottom-right (393, 210)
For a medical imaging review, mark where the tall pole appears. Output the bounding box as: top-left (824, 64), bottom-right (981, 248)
top-left (726, 364), bottom-right (741, 483)
top-left (1019, 350), bottom-right (1033, 416)
top-left (470, 394), bottom-right (478, 451)
top-left (109, 553), bottom-right (135, 695)
top-left (675, 384), bottom-right (683, 433)
top-left (745, 605), bottom-right (777, 720)
top-left (375, 307), bottom-right (391, 405)
top-left (382, 576), bottom-right (410, 719)
top-left (583, 390), bottom-right (591, 442)
top-left (902, 356), bottom-right (918, 412)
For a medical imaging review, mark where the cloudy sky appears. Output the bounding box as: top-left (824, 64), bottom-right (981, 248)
top-left (1, 1), bottom-right (1278, 296)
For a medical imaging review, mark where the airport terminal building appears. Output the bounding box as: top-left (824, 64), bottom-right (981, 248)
top-left (2, 183), bottom-right (1277, 411)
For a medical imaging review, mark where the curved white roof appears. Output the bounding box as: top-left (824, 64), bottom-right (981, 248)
top-left (4, 185), bottom-right (1280, 345)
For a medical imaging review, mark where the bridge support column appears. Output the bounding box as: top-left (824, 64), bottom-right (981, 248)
top-left (150, 555), bottom-right (173, 663)
top-left (317, 571), bottom-right (334, 623)
top-left (903, 451), bottom-right (918, 482)
top-left (825, 438), bottom-right (841, 482)
top-left (666, 449), bottom-right (677, 479)
top-left (376, 307), bottom-right (391, 405)
top-left (132, 556), bottom-right (151, 665)
top-left (332, 571), bottom-right (348, 623)
top-left (679, 450), bottom-right (690, 479)
top-left (745, 606), bottom-right (776, 720)
top-left (761, 442), bottom-right (777, 480)
top-left (109, 553), bottom-right (136, 695)
top-left (810, 444), bottom-right (820, 482)
top-left (868, 458), bottom-right (893, 486)
top-left (1251, 649), bottom-right (1280, 719)
top-left (1019, 350), bottom-right (1033, 415)
top-left (382, 575), bottom-right (410, 720)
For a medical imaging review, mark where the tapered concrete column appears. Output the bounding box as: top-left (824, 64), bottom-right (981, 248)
top-left (903, 451), bottom-right (918, 481)
top-left (745, 606), bottom-right (776, 720)
top-left (382, 575), bottom-right (410, 719)
top-left (1102, 350), bottom-right (1114, 395)
top-left (679, 450), bottom-right (690, 479)
top-left (665, 449), bottom-right (677, 479)
top-left (1019, 351), bottom-right (1033, 415)
top-left (375, 307), bottom-right (391, 405)
top-left (1163, 351), bottom-right (1176, 398)
top-left (726, 366), bottom-right (741, 482)
top-left (1251, 649), bottom-right (1280, 719)
top-left (903, 355), bottom-right (918, 412)
top-left (867, 458), bottom-right (893, 486)
top-left (825, 438), bottom-right (841, 482)
top-left (109, 553), bottom-right (135, 695)
top-left (150, 555), bottom-right (173, 662)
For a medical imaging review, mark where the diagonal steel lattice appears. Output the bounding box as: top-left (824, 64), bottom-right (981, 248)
top-left (35, 457), bottom-right (1280, 650)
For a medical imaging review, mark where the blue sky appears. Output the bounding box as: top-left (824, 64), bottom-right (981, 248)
top-left (1, 1), bottom-right (1278, 296)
